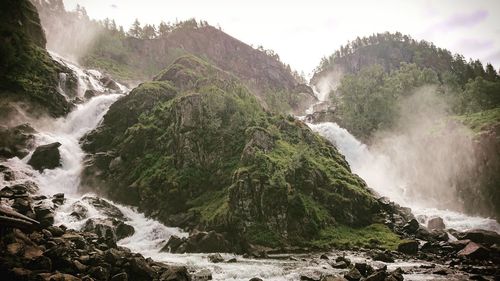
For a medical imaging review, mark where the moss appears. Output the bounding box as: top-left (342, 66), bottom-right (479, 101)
top-left (246, 223), bottom-right (283, 248)
top-left (188, 190), bottom-right (229, 224)
top-left (311, 223), bottom-right (403, 250)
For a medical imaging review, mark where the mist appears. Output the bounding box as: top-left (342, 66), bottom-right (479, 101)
top-left (357, 87), bottom-right (476, 211)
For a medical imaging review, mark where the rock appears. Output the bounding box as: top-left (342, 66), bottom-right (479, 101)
top-left (47, 226), bottom-right (65, 237)
top-left (458, 229), bottom-right (500, 246)
top-left (7, 242), bottom-right (25, 256)
top-left (159, 265), bottom-right (190, 281)
top-left (457, 241), bottom-right (490, 259)
top-left (344, 268), bottom-right (362, 281)
top-left (48, 273), bottom-right (82, 281)
top-left (365, 271), bottom-right (386, 281)
top-left (100, 76), bottom-right (121, 91)
top-left (69, 202), bottom-right (89, 220)
top-left (320, 276), bottom-right (347, 281)
top-left (372, 250), bottom-right (394, 263)
top-left (82, 196), bottom-right (125, 219)
top-left (300, 271), bottom-right (322, 281)
top-left (12, 197), bottom-right (33, 215)
top-left (432, 268), bottom-right (451, 275)
top-left (403, 219), bottom-right (420, 234)
top-left (354, 263), bottom-right (374, 277)
top-left (52, 193), bottom-right (65, 205)
top-left (111, 272), bottom-right (128, 281)
top-left (89, 266), bottom-right (110, 280)
top-left (83, 218), bottom-right (118, 247)
top-left (330, 260), bottom-right (348, 269)
top-left (27, 255), bottom-right (52, 271)
top-left (128, 257), bottom-right (155, 280)
top-left (249, 278), bottom-right (264, 281)
top-left (208, 253), bottom-right (224, 263)
top-left (84, 89), bottom-right (99, 99)
top-left (397, 240), bottom-right (419, 255)
top-left (0, 124), bottom-right (36, 159)
top-left (388, 268), bottom-right (404, 281)
top-left (28, 142), bottom-right (62, 171)
top-left (319, 254), bottom-right (329, 260)
top-left (161, 235), bottom-right (185, 252)
top-left (427, 217), bottom-right (445, 231)
top-left (192, 268), bottom-right (212, 280)
top-left (115, 222), bottom-right (135, 240)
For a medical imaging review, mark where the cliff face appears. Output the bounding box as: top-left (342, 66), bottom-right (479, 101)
top-left (81, 56), bottom-right (392, 249)
top-left (0, 0), bottom-right (76, 119)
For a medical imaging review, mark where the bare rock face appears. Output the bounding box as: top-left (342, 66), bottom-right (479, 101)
top-left (427, 217), bottom-right (445, 231)
top-left (28, 142), bottom-right (62, 172)
top-left (0, 124), bottom-right (37, 159)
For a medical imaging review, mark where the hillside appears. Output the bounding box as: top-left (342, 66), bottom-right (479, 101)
top-left (0, 0), bottom-right (77, 119)
top-left (33, 0), bottom-right (315, 114)
top-left (80, 56), bottom-right (404, 251)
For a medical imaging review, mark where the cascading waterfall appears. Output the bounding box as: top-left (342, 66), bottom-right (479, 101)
top-left (307, 123), bottom-right (500, 233)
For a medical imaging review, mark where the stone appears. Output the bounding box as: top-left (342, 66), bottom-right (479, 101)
top-left (27, 255), bottom-right (52, 271)
top-left (82, 196), bottom-right (125, 219)
top-left (397, 240), bottom-right (419, 255)
top-left (47, 226), bottom-right (65, 237)
top-left (354, 263), bottom-right (374, 277)
top-left (111, 272), bottom-right (128, 281)
top-left (0, 124), bottom-right (36, 159)
top-left (344, 268), bottom-right (362, 281)
top-left (403, 219), bottom-right (420, 234)
top-left (28, 142), bottom-right (62, 171)
top-left (330, 261), bottom-right (348, 269)
top-left (161, 235), bottom-right (185, 252)
top-left (115, 222), bottom-right (135, 240)
top-left (372, 250), bottom-right (394, 263)
top-left (7, 242), bottom-right (25, 256)
top-left (365, 271), bottom-right (386, 281)
top-left (129, 257), bottom-right (155, 280)
top-left (457, 241), bottom-right (490, 259)
top-left (458, 229), bottom-right (500, 246)
top-left (89, 266), bottom-right (110, 280)
top-left (319, 254), bottom-right (329, 260)
top-left (160, 265), bottom-right (190, 281)
top-left (427, 217), bottom-right (445, 231)
top-left (48, 273), bottom-right (82, 281)
top-left (192, 268), bottom-right (212, 281)
top-left (320, 276), bottom-right (347, 281)
top-left (70, 202), bottom-right (89, 220)
top-left (208, 253), bottom-right (224, 263)
top-left (249, 278), bottom-right (264, 281)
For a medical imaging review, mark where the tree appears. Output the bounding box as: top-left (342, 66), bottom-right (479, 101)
top-left (142, 24), bottom-right (157, 39)
top-left (158, 21), bottom-right (171, 37)
top-left (128, 18), bottom-right (142, 38)
top-left (485, 63), bottom-right (498, 81)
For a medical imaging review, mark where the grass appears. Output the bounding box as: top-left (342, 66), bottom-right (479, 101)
top-left (246, 223), bottom-right (283, 248)
top-left (455, 107), bottom-right (500, 133)
top-left (311, 223), bottom-right (403, 250)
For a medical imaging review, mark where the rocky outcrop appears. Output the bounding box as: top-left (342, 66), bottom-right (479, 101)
top-left (28, 142), bottom-right (62, 172)
top-left (81, 56), bottom-right (389, 251)
top-left (0, 0), bottom-right (76, 119)
top-left (0, 124), bottom-right (36, 159)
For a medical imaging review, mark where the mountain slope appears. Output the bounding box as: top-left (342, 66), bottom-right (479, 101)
top-left (81, 56), bottom-right (401, 250)
top-left (0, 0), bottom-right (77, 118)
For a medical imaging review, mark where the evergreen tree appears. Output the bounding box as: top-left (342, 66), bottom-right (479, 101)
top-left (128, 18), bottom-right (142, 38)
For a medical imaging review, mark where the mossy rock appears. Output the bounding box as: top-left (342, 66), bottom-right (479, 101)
top-left (82, 55), bottom-right (394, 250)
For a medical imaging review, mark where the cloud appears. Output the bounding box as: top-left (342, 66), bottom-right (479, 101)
top-left (432, 10), bottom-right (488, 32)
top-left (456, 38), bottom-right (494, 52)
top-left (110, 4), bottom-right (117, 9)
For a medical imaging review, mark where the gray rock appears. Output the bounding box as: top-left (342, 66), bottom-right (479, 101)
top-left (427, 217), bottom-right (445, 231)
top-left (28, 142), bottom-right (62, 172)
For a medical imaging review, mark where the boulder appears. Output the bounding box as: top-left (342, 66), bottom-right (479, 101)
top-left (110, 272), bottom-right (128, 281)
top-left (208, 253), bottom-right (224, 263)
top-left (82, 196), bottom-right (125, 219)
top-left (116, 222), bottom-right (135, 240)
top-left (365, 271), bottom-right (386, 281)
top-left (28, 142), bottom-right (62, 172)
top-left (161, 235), bottom-right (185, 253)
top-left (192, 268), bottom-right (212, 281)
top-left (403, 219), bottom-right (420, 234)
top-left (344, 268), bottom-right (362, 281)
top-left (427, 217), bottom-right (445, 231)
top-left (160, 266), bottom-right (191, 281)
top-left (0, 124), bottom-right (36, 159)
top-left (397, 240), bottom-right (419, 255)
top-left (100, 76), bottom-right (121, 91)
top-left (128, 257), bottom-right (156, 280)
top-left (371, 250), bottom-right (394, 263)
top-left (164, 231), bottom-right (231, 253)
top-left (458, 229), bottom-right (500, 246)
top-left (457, 241), bottom-right (490, 259)
top-left (354, 263), bottom-right (374, 277)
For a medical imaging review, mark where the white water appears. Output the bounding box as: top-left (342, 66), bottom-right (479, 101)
top-left (308, 122), bottom-right (500, 234)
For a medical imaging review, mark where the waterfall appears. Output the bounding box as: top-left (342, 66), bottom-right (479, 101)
top-left (308, 122), bottom-right (500, 233)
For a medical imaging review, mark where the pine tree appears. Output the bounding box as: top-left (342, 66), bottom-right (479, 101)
top-left (128, 19), bottom-right (142, 38)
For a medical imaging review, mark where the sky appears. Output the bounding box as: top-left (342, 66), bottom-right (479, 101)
top-left (64, 0), bottom-right (500, 75)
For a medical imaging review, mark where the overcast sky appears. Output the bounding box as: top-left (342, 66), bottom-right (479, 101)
top-left (64, 0), bottom-right (500, 75)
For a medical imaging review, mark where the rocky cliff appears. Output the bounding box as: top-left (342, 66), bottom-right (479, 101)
top-left (0, 0), bottom-right (77, 119)
top-left (81, 56), bottom-right (398, 251)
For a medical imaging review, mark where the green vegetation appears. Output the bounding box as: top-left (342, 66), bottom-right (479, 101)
top-left (82, 55), bottom-right (388, 248)
top-left (314, 32), bottom-right (500, 140)
top-left (455, 107), bottom-right (500, 133)
top-left (312, 224), bottom-right (403, 250)
top-left (0, 0), bottom-right (75, 117)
